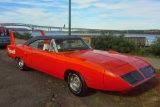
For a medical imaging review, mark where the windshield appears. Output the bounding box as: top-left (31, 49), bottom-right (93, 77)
top-left (55, 38), bottom-right (92, 52)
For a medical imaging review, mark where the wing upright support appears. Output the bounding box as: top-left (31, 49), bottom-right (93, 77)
top-left (9, 30), bottom-right (16, 45)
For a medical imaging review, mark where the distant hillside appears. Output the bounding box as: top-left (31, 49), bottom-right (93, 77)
top-left (7, 28), bottom-right (29, 31)
top-left (0, 27), bottom-right (29, 31)
top-left (1, 27), bottom-right (160, 35)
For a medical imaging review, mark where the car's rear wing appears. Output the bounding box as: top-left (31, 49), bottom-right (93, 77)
top-left (40, 30), bottom-right (46, 36)
top-left (9, 30), bottom-right (46, 45)
top-left (9, 30), bottom-right (16, 45)
top-left (40, 30), bottom-right (50, 43)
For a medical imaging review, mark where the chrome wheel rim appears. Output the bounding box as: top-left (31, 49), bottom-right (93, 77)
top-left (19, 59), bottom-right (24, 68)
top-left (69, 74), bottom-right (82, 92)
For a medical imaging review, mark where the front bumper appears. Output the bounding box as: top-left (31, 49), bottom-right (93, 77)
top-left (104, 65), bottom-right (156, 92)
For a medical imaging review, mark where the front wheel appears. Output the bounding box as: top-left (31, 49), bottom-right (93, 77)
top-left (67, 71), bottom-right (88, 96)
top-left (17, 58), bottom-right (28, 71)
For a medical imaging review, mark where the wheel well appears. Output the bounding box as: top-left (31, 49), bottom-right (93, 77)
top-left (64, 69), bottom-right (77, 81)
top-left (64, 69), bottom-right (89, 96)
top-left (15, 57), bottom-right (20, 61)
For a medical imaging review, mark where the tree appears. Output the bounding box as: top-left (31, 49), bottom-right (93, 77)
top-left (149, 37), bottom-right (160, 56)
top-left (92, 33), bottom-right (136, 53)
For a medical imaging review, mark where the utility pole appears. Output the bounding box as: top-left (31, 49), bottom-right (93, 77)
top-left (69, 0), bottom-right (71, 36)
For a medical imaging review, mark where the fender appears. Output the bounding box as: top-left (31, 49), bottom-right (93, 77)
top-left (7, 30), bottom-right (17, 60)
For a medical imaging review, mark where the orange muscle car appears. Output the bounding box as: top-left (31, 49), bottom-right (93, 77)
top-left (6, 30), bottom-right (156, 96)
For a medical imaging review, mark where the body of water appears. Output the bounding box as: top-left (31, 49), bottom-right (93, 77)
top-left (19, 31), bottom-right (160, 45)
top-left (125, 34), bottom-right (159, 45)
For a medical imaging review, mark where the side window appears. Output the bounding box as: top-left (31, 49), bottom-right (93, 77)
top-left (29, 39), bottom-right (51, 51)
top-left (29, 40), bottom-right (42, 49)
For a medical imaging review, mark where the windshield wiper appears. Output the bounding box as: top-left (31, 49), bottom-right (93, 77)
top-left (67, 49), bottom-right (76, 51)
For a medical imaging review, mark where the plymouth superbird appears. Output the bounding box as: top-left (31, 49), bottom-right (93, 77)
top-left (6, 30), bottom-right (156, 96)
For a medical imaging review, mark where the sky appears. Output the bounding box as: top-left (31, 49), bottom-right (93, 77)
top-left (0, 0), bottom-right (160, 30)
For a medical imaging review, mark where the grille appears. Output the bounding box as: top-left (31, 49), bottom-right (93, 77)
top-left (121, 70), bottom-right (144, 85)
top-left (139, 66), bottom-right (155, 78)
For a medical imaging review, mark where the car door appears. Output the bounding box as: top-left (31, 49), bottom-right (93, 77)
top-left (22, 45), bottom-right (34, 67)
top-left (28, 39), bottom-right (61, 76)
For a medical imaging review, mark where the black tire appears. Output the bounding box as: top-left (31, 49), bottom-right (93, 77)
top-left (67, 71), bottom-right (88, 96)
top-left (17, 58), bottom-right (28, 71)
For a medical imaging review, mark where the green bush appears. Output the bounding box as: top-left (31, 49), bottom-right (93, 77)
top-left (13, 32), bottom-right (33, 40)
top-left (149, 37), bottom-right (160, 56)
top-left (133, 48), bottom-right (149, 56)
top-left (92, 33), bottom-right (136, 53)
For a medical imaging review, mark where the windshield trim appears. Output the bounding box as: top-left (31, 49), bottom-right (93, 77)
top-left (55, 38), bottom-right (92, 52)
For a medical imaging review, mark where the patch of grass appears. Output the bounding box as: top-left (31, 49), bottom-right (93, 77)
top-left (106, 70), bottom-right (160, 107)
top-left (45, 102), bottom-right (52, 107)
top-left (13, 32), bottom-right (33, 40)
top-left (156, 69), bottom-right (160, 74)
top-left (142, 55), bottom-right (160, 59)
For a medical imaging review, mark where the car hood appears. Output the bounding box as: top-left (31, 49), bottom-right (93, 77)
top-left (62, 49), bottom-right (143, 69)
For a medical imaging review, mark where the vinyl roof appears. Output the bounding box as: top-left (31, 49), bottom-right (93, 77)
top-left (23, 35), bottom-right (81, 45)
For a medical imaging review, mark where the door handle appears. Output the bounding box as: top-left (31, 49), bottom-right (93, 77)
top-left (32, 52), bottom-right (36, 55)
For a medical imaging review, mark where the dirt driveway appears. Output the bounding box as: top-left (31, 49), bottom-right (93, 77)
top-left (138, 56), bottom-right (160, 69)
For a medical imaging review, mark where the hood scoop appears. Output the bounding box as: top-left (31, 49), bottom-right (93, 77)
top-left (108, 50), bottom-right (118, 54)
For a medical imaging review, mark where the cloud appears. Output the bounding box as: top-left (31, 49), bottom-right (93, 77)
top-left (0, 0), bottom-right (12, 2)
top-left (0, 0), bottom-right (160, 30)
top-left (93, 0), bottom-right (160, 18)
top-left (0, 0), bottom-right (69, 27)
top-left (0, 5), bottom-right (67, 27)
top-left (73, 0), bottom-right (97, 4)
top-left (0, 0), bottom-right (67, 8)
top-left (41, 0), bottom-right (53, 1)
top-left (72, 0), bottom-right (97, 8)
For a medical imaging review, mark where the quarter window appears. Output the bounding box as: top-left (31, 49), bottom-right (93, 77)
top-left (29, 39), bottom-right (51, 51)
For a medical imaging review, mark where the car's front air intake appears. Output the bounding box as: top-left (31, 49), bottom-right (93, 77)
top-left (121, 70), bottom-right (144, 85)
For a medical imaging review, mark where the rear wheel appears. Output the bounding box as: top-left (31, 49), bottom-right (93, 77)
top-left (17, 58), bottom-right (28, 71)
top-left (67, 71), bottom-right (88, 96)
